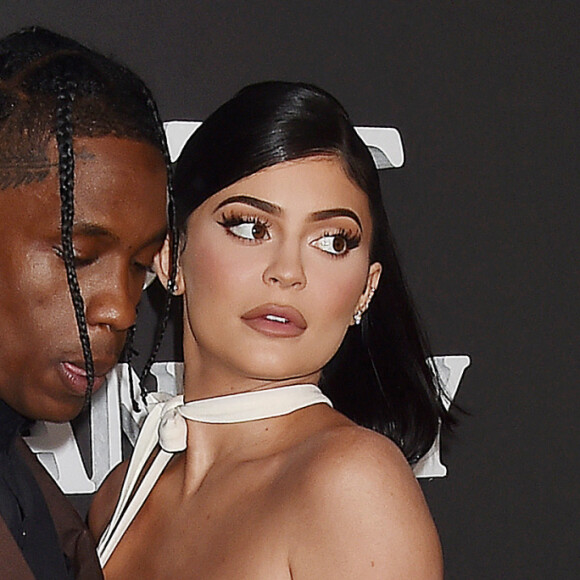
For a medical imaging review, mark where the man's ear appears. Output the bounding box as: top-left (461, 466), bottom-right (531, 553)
top-left (154, 237), bottom-right (184, 295)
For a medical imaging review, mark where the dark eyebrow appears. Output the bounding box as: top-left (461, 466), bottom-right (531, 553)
top-left (213, 195), bottom-right (363, 230)
top-left (213, 195), bottom-right (282, 215)
top-left (72, 222), bottom-right (167, 248)
top-left (73, 223), bottom-right (120, 242)
top-left (310, 208), bottom-right (363, 230)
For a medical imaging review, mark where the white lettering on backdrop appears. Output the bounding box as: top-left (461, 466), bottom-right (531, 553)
top-left (24, 122), bottom-right (466, 493)
top-left (25, 356), bottom-right (468, 493)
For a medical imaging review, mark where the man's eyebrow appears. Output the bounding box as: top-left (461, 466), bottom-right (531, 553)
top-left (213, 195), bottom-right (282, 215)
top-left (73, 223), bottom-right (120, 242)
top-left (310, 208), bottom-right (363, 230)
top-left (72, 222), bottom-right (167, 247)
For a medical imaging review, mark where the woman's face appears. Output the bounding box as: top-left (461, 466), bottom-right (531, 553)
top-left (163, 156), bottom-right (381, 389)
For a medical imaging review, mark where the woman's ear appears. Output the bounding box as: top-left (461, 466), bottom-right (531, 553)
top-left (154, 236), bottom-right (184, 295)
top-left (351, 262), bottom-right (382, 325)
top-left (367, 261), bottom-right (382, 294)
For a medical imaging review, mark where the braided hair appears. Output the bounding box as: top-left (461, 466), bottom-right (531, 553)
top-left (0, 27), bottom-right (177, 408)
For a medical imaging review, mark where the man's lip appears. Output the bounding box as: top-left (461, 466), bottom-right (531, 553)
top-left (241, 304), bottom-right (307, 329)
top-left (60, 360), bottom-right (114, 396)
top-left (63, 359), bottom-right (115, 378)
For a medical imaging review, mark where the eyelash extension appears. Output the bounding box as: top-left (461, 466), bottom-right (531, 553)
top-left (320, 228), bottom-right (362, 256)
top-left (217, 211), bottom-right (271, 238)
top-left (216, 213), bottom-right (361, 255)
top-left (333, 228), bottom-right (361, 249)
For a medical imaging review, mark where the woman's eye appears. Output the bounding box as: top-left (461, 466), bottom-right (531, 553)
top-left (227, 220), bottom-right (270, 241)
top-left (311, 234), bottom-right (350, 256)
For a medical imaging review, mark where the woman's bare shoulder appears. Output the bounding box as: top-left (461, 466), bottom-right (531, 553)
top-left (88, 460), bottom-right (129, 542)
top-left (286, 424), bottom-right (443, 579)
top-left (289, 422), bottom-right (417, 492)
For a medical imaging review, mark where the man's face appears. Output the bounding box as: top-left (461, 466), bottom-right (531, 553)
top-left (0, 136), bottom-right (167, 421)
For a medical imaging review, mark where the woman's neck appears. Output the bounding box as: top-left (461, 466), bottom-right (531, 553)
top-left (175, 396), bottom-right (332, 496)
top-left (173, 370), bottom-right (330, 495)
top-left (180, 325), bottom-right (322, 402)
top-left (181, 357), bottom-right (321, 402)
top-left (175, 339), bottom-right (326, 491)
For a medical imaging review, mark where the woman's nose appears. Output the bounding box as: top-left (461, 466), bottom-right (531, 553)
top-left (262, 242), bottom-right (307, 289)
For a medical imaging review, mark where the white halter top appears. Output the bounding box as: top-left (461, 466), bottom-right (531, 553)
top-left (97, 384), bottom-right (332, 566)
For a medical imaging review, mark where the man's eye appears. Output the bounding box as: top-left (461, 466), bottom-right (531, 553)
top-left (54, 246), bottom-right (97, 268)
top-left (74, 256), bottom-right (98, 267)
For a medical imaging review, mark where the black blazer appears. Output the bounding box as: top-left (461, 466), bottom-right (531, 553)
top-left (0, 438), bottom-right (103, 579)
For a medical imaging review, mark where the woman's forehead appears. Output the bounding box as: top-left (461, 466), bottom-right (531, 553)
top-left (209, 156), bottom-right (370, 214)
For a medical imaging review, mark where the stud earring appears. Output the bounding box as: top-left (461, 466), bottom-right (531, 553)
top-left (353, 286), bottom-right (376, 325)
top-left (167, 279), bottom-right (178, 295)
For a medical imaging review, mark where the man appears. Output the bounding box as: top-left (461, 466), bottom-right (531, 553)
top-left (0, 27), bottom-right (171, 578)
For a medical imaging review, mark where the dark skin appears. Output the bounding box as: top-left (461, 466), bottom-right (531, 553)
top-left (0, 136), bottom-right (168, 422)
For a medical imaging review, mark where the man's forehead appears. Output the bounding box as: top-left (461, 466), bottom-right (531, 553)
top-left (0, 136), bottom-right (167, 231)
top-left (0, 150), bottom-right (55, 191)
top-left (0, 138), bottom-right (98, 191)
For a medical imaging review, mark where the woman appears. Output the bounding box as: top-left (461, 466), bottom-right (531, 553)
top-left (90, 81), bottom-right (449, 578)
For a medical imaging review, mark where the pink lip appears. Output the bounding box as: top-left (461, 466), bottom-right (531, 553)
top-left (241, 304), bottom-right (307, 338)
top-left (59, 361), bottom-right (108, 397)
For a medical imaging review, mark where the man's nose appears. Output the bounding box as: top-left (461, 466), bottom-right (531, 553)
top-left (84, 267), bottom-right (140, 332)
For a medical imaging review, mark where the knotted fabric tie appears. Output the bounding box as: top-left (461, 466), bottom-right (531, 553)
top-left (154, 395), bottom-right (187, 453)
top-left (154, 384), bottom-right (333, 453)
top-left (97, 384), bottom-right (332, 567)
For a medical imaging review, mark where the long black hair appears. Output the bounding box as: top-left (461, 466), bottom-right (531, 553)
top-left (173, 81), bottom-right (449, 463)
top-left (0, 27), bottom-right (177, 407)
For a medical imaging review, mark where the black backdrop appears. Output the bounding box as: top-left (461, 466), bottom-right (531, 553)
top-left (2, 2), bottom-right (578, 578)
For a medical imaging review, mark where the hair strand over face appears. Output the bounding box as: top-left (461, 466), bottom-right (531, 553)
top-left (0, 27), bottom-right (177, 409)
